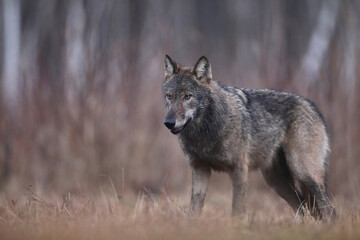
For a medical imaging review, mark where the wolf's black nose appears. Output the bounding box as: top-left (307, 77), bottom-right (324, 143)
top-left (164, 119), bottom-right (176, 129)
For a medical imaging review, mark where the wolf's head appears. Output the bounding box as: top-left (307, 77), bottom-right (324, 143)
top-left (162, 55), bottom-right (213, 135)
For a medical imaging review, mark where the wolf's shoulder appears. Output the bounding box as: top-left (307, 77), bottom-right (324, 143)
top-left (220, 85), bottom-right (249, 104)
top-left (239, 88), bottom-right (326, 125)
top-left (239, 88), bottom-right (304, 105)
top-left (219, 86), bottom-right (298, 105)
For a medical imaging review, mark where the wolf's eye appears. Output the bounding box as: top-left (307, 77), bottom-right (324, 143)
top-left (166, 93), bottom-right (172, 100)
top-left (184, 94), bottom-right (192, 100)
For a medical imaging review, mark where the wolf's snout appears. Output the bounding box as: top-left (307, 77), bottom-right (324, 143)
top-left (164, 119), bottom-right (176, 129)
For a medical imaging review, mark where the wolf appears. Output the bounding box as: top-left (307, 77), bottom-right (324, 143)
top-left (162, 55), bottom-right (335, 221)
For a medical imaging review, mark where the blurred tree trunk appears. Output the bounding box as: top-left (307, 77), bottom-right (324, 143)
top-left (293, 0), bottom-right (339, 91)
top-left (65, 0), bottom-right (86, 101)
top-left (0, 0), bottom-right (21, 187)
top-left (2, 0), bottom-right (21, 110)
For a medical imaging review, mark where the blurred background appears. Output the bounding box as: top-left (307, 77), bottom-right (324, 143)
top-left (0, 0), bottom-right (359, 201)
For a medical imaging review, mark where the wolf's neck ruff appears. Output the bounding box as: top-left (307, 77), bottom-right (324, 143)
top-left (179, 92), bottom-right (229, 155)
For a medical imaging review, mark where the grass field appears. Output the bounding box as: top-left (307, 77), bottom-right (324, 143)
top-left (0, 186), bottom-right (359, 240)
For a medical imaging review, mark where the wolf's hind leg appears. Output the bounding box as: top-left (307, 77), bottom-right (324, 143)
top-left (300, 179), bottom-right (336, 221)
top-left (261, 148), bottom-right (305, 216)
top-left (284, 123), bottom-right (336, 221)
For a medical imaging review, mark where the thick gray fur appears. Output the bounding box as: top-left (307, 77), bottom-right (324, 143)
top-left (162, 55), bottom-right (335, 221)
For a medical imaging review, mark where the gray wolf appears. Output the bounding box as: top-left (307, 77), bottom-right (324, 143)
top-left (162, 55), bottom-right (335, 221)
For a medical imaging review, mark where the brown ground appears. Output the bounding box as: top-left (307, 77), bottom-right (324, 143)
top-left (0, 185), bottom-right (358, 240)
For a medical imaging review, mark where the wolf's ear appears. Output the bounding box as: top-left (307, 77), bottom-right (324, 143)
top-left (193, 56), bottom-right (212, 83)
top-left (164, 55), bottom-right (178, 78)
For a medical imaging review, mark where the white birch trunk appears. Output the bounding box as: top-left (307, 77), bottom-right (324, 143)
top-left (294, 0), bottom-right (339, 88)
top-left (65, 0), bottom-right (86, 101)
top-left (2, 0), bottom-right (21, 111)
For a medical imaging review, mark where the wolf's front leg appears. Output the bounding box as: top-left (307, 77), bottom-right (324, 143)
top-left (190, 164), bottom-right (211, 215)
top-left (230, 165), bottom-right (248, 217)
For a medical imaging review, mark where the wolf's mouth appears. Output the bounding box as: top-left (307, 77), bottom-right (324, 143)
top-left (170, 118), bottom-right (192, 135)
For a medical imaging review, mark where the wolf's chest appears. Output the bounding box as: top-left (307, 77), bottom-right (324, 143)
top-left (180, 139), bottom-right (235, 172)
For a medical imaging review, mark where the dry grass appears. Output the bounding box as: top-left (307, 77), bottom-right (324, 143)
top-left (0, 186), bottom-right (359, 240)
